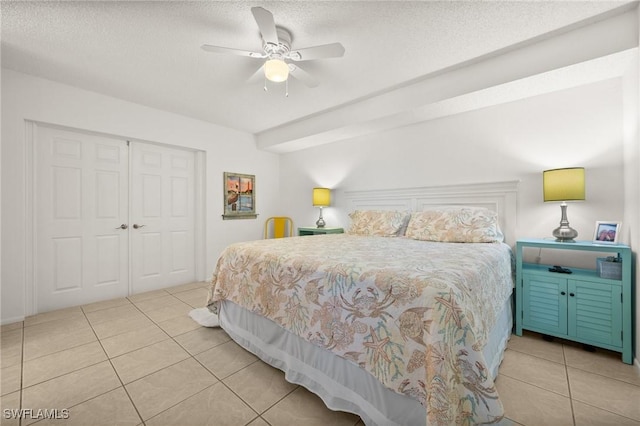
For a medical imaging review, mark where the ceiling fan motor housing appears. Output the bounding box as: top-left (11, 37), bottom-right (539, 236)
top-left (264, 27), bottom-right (296, 60)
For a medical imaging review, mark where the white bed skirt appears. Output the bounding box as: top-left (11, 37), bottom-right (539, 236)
top-left (218, 296), bottom-right (513, 426)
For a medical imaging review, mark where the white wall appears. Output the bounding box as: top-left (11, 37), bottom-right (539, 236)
top-left (281, 78), bottom-right (624, 245)
top-left (1, 69), bottom-right (280, 323)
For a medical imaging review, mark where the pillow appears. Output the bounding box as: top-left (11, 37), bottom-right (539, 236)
top-left (347, 210), bottom-right (411, 237)
top-left (405, 206), bottom-right (503, 243)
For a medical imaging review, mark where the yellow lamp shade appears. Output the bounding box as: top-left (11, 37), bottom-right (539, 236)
top-left (264, 59), bottom-right (289, 83)
top-left (312, 187), bottom-right (331, 207)
top-left (543, 167), bottom-right (585, 202)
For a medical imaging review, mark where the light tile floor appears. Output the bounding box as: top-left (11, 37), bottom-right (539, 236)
top-left (1, 281), bottom-right (638, 426)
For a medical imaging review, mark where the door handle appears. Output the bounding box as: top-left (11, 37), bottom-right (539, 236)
top-left (116, 224), bottom-right (128, 230)
top-left (133, 224), bottom-right (145, 229)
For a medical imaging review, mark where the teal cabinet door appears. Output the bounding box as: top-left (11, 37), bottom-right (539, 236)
top-left (523, 273), bottom-right (568, 335)
top-left (568, 279), bottom-right (622, 347)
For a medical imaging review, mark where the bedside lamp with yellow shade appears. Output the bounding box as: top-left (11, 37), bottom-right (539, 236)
top-left (312, 187), bottom-right (331, 228)
top-left (543, 167), bottom-right (585, 242)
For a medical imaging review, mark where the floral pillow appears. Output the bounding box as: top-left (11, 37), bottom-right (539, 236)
top-left (405, 206), bottom-right (503, 243)
top-left (347, 210), bottom-right (411, 237)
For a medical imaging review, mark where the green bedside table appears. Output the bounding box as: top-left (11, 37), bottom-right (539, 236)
top-left (515, 238), bottom-right (634, 364)
top-left (298, 227), bottom-right (344, 236)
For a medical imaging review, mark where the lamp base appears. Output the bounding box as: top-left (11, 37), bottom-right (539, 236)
top-left (316, 207), bottom-right (326, 228)
top-left (552, 203), bottom-right (578, 242)
top-left (552, 225), bottom-right (578, 243)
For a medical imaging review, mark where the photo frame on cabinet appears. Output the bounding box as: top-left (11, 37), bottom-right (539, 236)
top-left (593, 221), bottom-right (621, 244)
top-left (222, 172), bottom-right (257, 219)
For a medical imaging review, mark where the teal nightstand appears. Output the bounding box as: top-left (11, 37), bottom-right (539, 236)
top-left (298, 227), bottom-right (344, 236)
top-left (515, 238), bottom-right (634, 364)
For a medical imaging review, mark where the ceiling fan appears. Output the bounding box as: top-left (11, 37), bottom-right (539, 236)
top-left (201, 7), bottom-right (345, 90)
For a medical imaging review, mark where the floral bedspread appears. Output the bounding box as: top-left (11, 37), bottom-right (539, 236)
top-left (207, 234), bottom-right (513, 425)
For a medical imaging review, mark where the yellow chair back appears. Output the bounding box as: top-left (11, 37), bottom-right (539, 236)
top-left (264, 217), bottom-right (294, 239)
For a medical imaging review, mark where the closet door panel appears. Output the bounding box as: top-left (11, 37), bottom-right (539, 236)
top-left (130, 142), bottom-right (196, 294)
top-left (35, 125), bottom-right (129, 312)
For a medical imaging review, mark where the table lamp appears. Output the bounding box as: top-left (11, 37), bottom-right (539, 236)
top-left (312, 187), bottom-right (331, 228)
top-left (543, 167), bottom-right (585, 242)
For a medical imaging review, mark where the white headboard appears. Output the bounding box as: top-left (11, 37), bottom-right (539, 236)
top-left (342, 181), bottom-right (519, 247)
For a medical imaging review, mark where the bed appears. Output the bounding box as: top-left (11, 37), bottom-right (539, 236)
top-left (207, 182), bottom-right (518, 426)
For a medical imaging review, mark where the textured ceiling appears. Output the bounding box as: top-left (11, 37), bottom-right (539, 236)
top-left (1, 1), bottom-right (632, 134)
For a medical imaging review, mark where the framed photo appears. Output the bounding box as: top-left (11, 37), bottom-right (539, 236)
top-left (593, 221), bottom-right (621, 244)
top-left (222, 172), bottom-right (257, 219)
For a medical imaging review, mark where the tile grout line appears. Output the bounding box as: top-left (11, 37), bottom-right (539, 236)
top-left (80, 305), bottom-right (146, 426)
top-left (185, 338), bottom-right (263, 405)
top-left (498, 371), bottom-right (571, 399)
top-left (561, 347), bottom-right (640, 388)
top-left (506, 347), bottom-right (566, 366)
top-left (130, 323), bottom-right (257, 424)
top-left (131, 293), bottom-right (197, 327)
top-left (140, 382), bottom-right (220, 425)
top-left (19, 320), bottom-right (25, 426)
top-left (247, 381), bottom-right (300, 421)
top-left (21, 308), bottom-right (84, 329)
top-left (562, 344), bottom-right (577, 426)
top-left (21, 337), bottom-right (96, 363)
top-left (97, 296), bottom-right (175, 360)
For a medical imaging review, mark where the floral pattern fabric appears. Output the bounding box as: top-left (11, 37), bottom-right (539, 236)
top-left (207, 234), bottom-right (513, 425)
top-left (347, 210), bottom-right (411, 236)
top-left (405, 207), bottom-right (503, 243)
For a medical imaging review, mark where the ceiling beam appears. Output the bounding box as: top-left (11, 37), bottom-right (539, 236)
top-left (256, 5), bottom-right (638, 153)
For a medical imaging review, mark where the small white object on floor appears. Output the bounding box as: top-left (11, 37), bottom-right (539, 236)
top-left (188, 307), bottom-right (220, 327)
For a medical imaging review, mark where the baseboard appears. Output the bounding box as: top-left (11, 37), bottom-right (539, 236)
top-left (1, 316), bottom-right (25, 326)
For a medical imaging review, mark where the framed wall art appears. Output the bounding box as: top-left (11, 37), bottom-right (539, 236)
top-left (222, 172), bottom-right (257, 219)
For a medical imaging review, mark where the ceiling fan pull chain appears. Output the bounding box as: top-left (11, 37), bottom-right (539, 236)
top-left (263, 76), bottom-right (268, 92)
top-left (285, 78), bottom-right (289, 98)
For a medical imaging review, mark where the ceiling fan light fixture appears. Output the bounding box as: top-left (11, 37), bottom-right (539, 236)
top-left (264, 59), bottom-right (289, 82)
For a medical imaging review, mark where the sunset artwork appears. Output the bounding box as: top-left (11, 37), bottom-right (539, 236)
top-left (223, 172), bottom-right (256, 219)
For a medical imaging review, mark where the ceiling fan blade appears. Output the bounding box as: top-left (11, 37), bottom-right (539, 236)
top-left (251, 7), bottom-right (279, 45)
top-left (201, 44), bottom-right (266, 59)
top-left (288, 64), bottom-right (319, 88)
top-left (247, 65), bottom-right (265, 83)
top-left (288, 43), bottom-right (345, 61)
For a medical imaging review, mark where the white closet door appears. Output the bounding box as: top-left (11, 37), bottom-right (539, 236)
top-left (35, 125), bottom-right (129, 312)
top-left (130, 142), bottom-right (196, 294)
